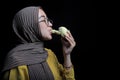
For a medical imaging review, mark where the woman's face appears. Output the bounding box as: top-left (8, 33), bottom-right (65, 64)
top-left (38, 9), bottom-right (53, 40)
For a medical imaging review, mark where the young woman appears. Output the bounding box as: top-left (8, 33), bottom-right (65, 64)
top-left (1, 6), bottom-right (76, 80)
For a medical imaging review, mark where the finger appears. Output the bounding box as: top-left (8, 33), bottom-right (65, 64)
top-left (66, 31), bottom-right (75, 41)
top-left (65, 32), bottom-right (75, 45)
top-left (68, 32), bottom-right (76, 46)
top-left (61, 37), bottom-right (70, 47)
top-left (64, 35), bottom-right (75, 46)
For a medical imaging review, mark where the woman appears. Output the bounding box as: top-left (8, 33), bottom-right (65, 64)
top-left (1, 6), bottom-right (76, 80)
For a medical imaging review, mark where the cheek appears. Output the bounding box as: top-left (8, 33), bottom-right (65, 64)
top-left (39, 24), bottom-right (50, 37)
top-left (40, 27), bottom-right (48, 36)
top-left (39, 25), bottom-right (45, 33)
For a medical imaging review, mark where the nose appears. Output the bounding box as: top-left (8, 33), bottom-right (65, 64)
top-left (48, 21), bottom-right (53, 27)
top-left (49, 26), bottom-right (52, 32)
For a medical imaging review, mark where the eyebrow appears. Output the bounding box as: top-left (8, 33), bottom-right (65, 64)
top-left (39, 15), bottom-right (46, 19)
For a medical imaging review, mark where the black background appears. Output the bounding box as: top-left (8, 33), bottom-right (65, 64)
top-left (0, 0), bottom-right (96, 79)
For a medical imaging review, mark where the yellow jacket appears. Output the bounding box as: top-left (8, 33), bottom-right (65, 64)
top-left (2, 48), bottom-right (75, 80)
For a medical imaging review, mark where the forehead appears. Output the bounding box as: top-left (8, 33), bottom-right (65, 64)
top-left (38, 9), bottom-right (47, 18)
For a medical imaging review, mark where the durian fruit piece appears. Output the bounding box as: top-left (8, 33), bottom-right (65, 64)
top-left (58, 26), bottom-right (69, 37)
top-left (51, 29), bottom-right (61, 35)
top-left (52, 26), bottom-right (69, 37)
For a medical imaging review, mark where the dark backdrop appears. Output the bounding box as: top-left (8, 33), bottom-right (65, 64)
top-left (0, 0), bottom-right (96, 79)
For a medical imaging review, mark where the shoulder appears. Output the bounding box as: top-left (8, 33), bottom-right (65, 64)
top-left (44, 48), bottom-right (54, 53)
top-left (44, 48), bottom-right (57, 57)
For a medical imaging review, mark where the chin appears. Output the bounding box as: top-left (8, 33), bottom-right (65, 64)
top-left (43, 36), bottom-right (52, 40)
top-left (48, 35), bottom-right (52, 40)
top-left (48, 36), bottom-right (52, 40)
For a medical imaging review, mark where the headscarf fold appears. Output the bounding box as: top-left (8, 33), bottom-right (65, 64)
top-left (13, 6), bottom-right (41, 43)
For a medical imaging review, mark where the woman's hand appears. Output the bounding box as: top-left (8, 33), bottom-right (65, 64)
top-left (61, 31), bottom-right (76, 56)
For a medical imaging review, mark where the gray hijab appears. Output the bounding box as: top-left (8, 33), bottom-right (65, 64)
top-left (13, 6), bottom-right (41, 43)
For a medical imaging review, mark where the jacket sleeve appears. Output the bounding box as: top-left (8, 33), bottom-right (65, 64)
top-left (57, 60), bottom-right (75, 80)
top-left (46, 48), bottom-right (75, 80)
top-left (2, 65), bottom-right (29, 80)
